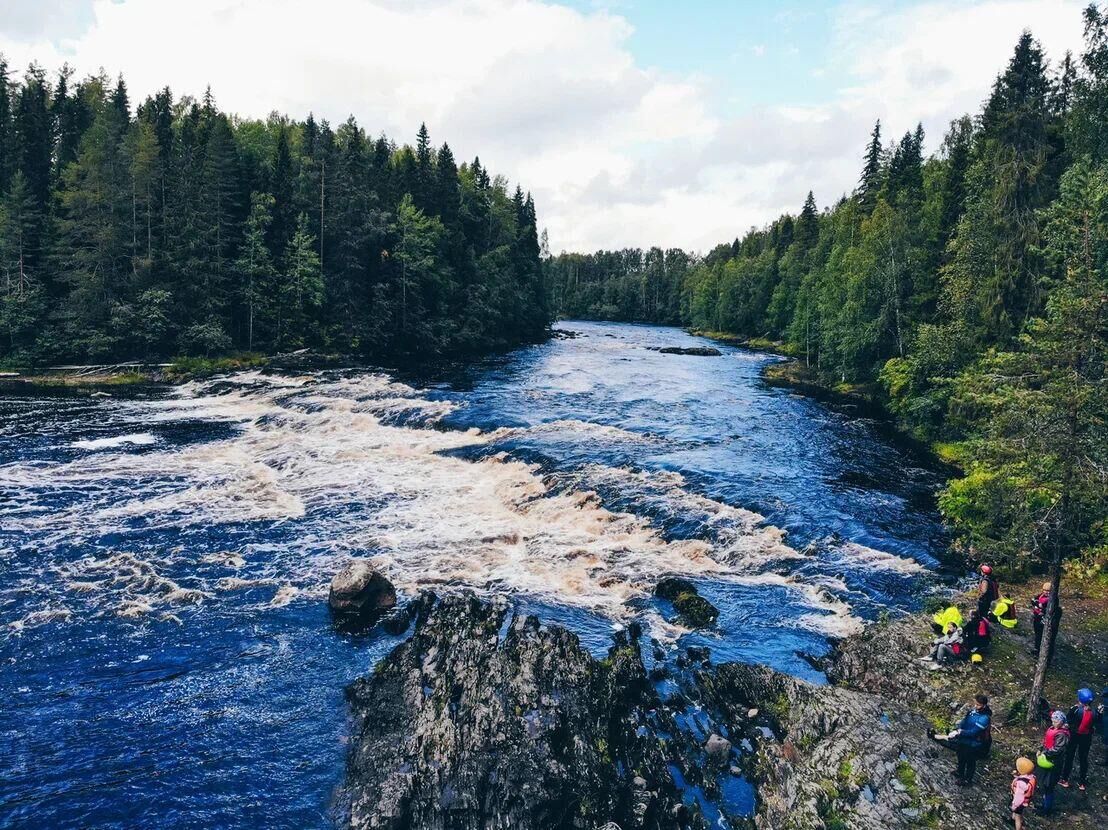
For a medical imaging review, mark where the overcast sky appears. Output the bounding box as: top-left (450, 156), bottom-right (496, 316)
top-left (0, 0), bottom-right (1090, 253)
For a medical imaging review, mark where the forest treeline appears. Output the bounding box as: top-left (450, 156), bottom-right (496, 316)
top-left (547, 8), bottom-right (1108, 638)
top-left (0, 63), bottom-right (548, 363)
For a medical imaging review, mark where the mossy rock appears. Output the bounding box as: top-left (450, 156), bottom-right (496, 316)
top-left (673, 591), bottom-right (719, 628)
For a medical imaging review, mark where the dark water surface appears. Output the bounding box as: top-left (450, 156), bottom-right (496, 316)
top-left (0, 321), bottom-right (948, 828)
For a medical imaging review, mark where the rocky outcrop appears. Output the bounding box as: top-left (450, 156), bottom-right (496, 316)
top-left (329, 561), bottom-right (397, 626)
top-left (696, 623), bottom-right (1017, 830)
top-left (343, 593), bottom-right (726, 830)
top-left (341, 595), bottom-right (1025, 830)
top-left (656, 347), bottom-right (722, 357)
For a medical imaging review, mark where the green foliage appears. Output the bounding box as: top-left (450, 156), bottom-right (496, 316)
top-left (0, 67), bottom-right (548, 363)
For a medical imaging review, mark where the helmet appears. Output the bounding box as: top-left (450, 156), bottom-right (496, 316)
top-left (1078, 688), bottom-right (1094, 704)
top-left (980, 564), bottom-right (992, 575)
top-left (1042, 582), bottom-right (1051, 592)
top-left (971, 653), bottom-right (983, 663)
top-left (1016, 757), bottom-right (1035, 775)
top-left (1051, 710), bottom-right (1067, 724)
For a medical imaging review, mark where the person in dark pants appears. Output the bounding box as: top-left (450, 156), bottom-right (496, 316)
top-left (977, 564), bottom-right (999, 618)
top-left (1030, 582), bottom-right (1062, 659)
top-left (1037, 710), bottom-right (1071, 814)
top-left (963, 609), bottom-right (991, 656)
top-left (928, 693), bottom-right (992, 785)
top-left (1060, 688), bottom-right (1101, 791)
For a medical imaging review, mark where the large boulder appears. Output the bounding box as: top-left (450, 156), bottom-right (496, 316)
top-left (328, 560), bottom-right (396, 624)
top-left (343, 593), bottom-right (712, 829)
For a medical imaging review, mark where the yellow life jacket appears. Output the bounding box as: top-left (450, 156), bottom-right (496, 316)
top-left (993, 597), bottom-right (1018, 628)
top-left (932, 605), bottom-right (963, 629)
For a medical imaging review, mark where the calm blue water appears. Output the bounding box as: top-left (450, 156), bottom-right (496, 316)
top-left (0, 321), bottom-right (948, 828)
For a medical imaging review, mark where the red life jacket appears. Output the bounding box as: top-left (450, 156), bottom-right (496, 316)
top-left (1032, 592), bottom-right (1049, 617)
top-left (1077, 706), bottom-right (1094, 735)
top-left (1044, 726), bottom-right (1070, 750)
top-left (1012, 774), bottom-right (1036, 806)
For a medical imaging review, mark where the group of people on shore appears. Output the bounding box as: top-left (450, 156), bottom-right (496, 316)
top-left (920, 566), bottom-right (1106, 825)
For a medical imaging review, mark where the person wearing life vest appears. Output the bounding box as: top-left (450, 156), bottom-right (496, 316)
top-left (1060, 687), bottom-right (1101, 792)
top-left (1009, 756), bottom-right (1037, 830)
top-left (930, 604), bottom-right (963, 636)
top-left (977, 564), bottom-right (999, 617)
top-left (927, 693), bottom-right (992, 785)
top-left (920, 621), bottom-right (963, 668)
top-left (963, 608), bottom-right (992, 656)
top-left (1030, 582), bottom-right (1062, 661)
top-left (990, 594), bottom-right (1018, 629)
top-left (1037, 710), bottom-right (1070, 814)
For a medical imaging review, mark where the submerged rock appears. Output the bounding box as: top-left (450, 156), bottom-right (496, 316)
top-left (343, 592), bottom-right (705, 829)
top-left (656, 346), bottom-right (722, 356)
top-left (654, 577), bottom-right (719, 628)
top-left (328, 561), bottom-right (396, 625)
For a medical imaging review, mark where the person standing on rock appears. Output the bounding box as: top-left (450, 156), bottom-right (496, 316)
top-left (1059, 688), bottom-right (1100, 792)
top-left (977, 565), bottom-right (1000, 618)
top-left (1036, 710), bottom-right (1070, 814)
top-left (1010, 756), bottom-right (1037, 830)
top-left (927, 693), bottom-right (992, 785)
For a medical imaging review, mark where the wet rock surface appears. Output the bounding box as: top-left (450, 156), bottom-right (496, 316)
top-left (329, 561), bottom-right (397, 626)
top-left (654, 579), bottom-right (719, 628)
top-left (343, 593), bottom-right (730, 830)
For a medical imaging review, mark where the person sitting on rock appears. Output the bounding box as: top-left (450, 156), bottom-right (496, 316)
top-left (1010, 756), bottom-right (1037, 830)
top-left (920, 621), bottom-right (963, 668)
top-left (963, 608), bottom-right (992, 657)
top-left (1036, 710), bottom-right (1070, 815)
top-left (927, 693), bottom-right (992, 785)
top-left (1059, 687), bottom-right (1100, 792)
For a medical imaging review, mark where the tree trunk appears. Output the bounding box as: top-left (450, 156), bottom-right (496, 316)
top-left (1026, 551), bottom-right (1063, 723)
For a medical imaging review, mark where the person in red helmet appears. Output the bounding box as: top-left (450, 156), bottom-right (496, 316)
top-left (977, 564), bottom-right (999, 618)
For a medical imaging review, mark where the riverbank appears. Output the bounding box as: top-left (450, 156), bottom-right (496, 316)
top-left (343, 580), bottom-right (1108, 829)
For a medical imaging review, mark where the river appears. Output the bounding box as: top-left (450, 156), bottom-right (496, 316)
top-left (0, 321), bottom-right (949, 828)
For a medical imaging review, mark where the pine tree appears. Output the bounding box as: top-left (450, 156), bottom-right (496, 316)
top-left (236, 192), bottom-right (277, 350)
top-left (0, 57), bottom-right (14, 193)
top-left (857, 120), bottom-right (884, 215)
top-left (939, 160), bottom-right (1108, 719)
top-left (279, 212), bottom-right (323, 349)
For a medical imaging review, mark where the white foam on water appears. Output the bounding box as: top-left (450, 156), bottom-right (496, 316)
top-left (830, 541), bottom-right (926, 575)
top-left (2, 369), bottom-right (870, 636)
top-left (71, 433), bottom-right (157, 451)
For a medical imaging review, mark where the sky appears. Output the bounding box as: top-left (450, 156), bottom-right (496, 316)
top-left (0, 0), bottom-right (1092, 253)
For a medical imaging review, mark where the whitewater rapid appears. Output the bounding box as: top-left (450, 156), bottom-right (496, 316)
top-left (1, 368), bottom-right (886, 641)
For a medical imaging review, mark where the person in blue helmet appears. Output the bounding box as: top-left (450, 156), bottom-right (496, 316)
top-left (1059, 687), bottom-right (1101, 791)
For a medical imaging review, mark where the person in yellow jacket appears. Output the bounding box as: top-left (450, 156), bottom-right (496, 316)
top-left (991, 595), bottom-right (1018, 629)
top-left (931, 604), bottom-right (963, 635)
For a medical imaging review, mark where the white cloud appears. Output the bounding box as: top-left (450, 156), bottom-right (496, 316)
top-left (0, 0), bottom-right (1092, 253)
